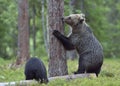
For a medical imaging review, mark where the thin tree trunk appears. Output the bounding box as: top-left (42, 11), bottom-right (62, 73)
top-left (80, 0), bottom-right (84, 12)
top-left (46, 0), bottom-right (49, 55)
top-left (32, 4), bottom-right (36, 56)
top-left (41, 0), bottom-right (48, 53)
top-left (69, 0), bottom-right (76, 13)
top-left (16, 0), bottom-right (29, 65)
top-left (48, 0), bottom-right (68, 77)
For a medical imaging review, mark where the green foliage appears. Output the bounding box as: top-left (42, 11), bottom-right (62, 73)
top-left (0, 0), bottom-right (120, 59)
top-left (0, 0), bottom-right (17, 58)
top-left (0, 58), bottom-right (120, 85)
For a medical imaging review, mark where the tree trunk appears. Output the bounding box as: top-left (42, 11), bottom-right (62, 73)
top-left (69, 0), bottom-right (76, 13)
top-left (46, 0), bottom-right (49, 55)
top-left (80, 0), bottom-right (84, 12)
top-left (41, 0), bottom-right (48, 53)
top-left (16, 0), bottom-right (29, 65)
top-left (32, 4), bottom-right (36, 56)
top-left (48, 0), bottom-right (68, 77)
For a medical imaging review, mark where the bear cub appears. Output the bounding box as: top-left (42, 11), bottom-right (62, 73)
top-left (53, 13), bottom-right (103, 77)
top-left (24, 57), bottom-right (48, 83)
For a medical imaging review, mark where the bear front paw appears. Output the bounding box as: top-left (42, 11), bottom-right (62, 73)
top-left (53, 30), bottom-right (61, 37)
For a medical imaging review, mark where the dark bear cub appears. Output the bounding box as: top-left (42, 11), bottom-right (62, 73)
top-left (53, 14), bottom-right (103, 77)
top-left (24, 57), bottom-right (48, 83)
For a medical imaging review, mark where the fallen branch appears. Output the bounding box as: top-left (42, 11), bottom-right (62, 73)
top-left (0, 73), bottom-right (96, 86)
top-left (49, 73), bottom-right (96, 81)
top-left (0, 80), bottom-right (37, 86)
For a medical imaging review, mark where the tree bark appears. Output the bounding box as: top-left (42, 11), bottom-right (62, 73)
top-left (48, 0), bottom-right (68, 77)
top-left (16, 0), bottom-right (29, 65)
top-left (46, 0), bottom-right (49, 55)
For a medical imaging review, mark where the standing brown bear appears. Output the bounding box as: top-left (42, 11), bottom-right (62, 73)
top-left (53, 13), bottom-right (103, 77)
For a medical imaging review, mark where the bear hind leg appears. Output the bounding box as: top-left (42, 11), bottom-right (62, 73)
top-left (95, 67), bottom-right (101, 77)
top-left (25, 74), bottom-right (35, 80)
top-left (86, 67), bottom-right (101, 77)
top-left (74, 61), bottom-right (86, 74)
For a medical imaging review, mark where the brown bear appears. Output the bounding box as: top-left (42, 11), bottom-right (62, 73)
top-left (53, 13), bottom-right (103, 77)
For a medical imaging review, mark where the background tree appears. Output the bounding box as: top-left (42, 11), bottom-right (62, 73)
top-left (31, 4), bottom-right (36, 56)
top-left (1, 0), bottom-right (120, 60)
top-left (48, 0), bottom-right (68, 77)
top-left (16, 0), bottom-right (29, 65)
top-left (41, 0), bottom-right (48, 53)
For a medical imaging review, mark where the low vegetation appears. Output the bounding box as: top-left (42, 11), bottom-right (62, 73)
top-left (0, 58), bottom-right (120, 86)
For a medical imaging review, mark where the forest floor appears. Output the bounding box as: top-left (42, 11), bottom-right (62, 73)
top-left (0, 57), bottom-right (120, 86)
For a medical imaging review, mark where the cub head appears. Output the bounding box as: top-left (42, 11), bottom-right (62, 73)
top-left (62, 13), bottom-right (85, 27)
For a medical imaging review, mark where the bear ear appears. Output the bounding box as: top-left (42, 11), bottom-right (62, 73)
top-left (78, 13), bottom-right (85, 23)
top-left (78, 13), bottom-right (85, 18)
top-left (79, 13), bottom-right (85, 23)
top-left (79, 18), bottom-right (84, 23)
top-left (81, 13), bottom-right (85, 18)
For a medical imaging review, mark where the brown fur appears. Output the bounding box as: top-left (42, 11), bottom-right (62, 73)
top-left (53, 13), bottom-right (103, 76)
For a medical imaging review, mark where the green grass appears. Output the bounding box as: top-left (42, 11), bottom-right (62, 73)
top-left (0, 58), bottom-right (120, 86)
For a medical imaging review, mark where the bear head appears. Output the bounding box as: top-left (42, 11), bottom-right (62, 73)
top-left (62, 13), bottom-right (85, 27)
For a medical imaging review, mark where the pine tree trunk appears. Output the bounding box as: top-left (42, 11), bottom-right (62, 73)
top-left (80, 0), bottom-right (84, 12)
top-left (48, 0), bottom-right (68, 77)
top-left (41, 0), bottom-right (48, 53)
top-left (16, 0), bottom-right (29, 65)
top-left (32, 4), bottom-right (36, 56)
top-left (46, 0), bottom-right (49, 55)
